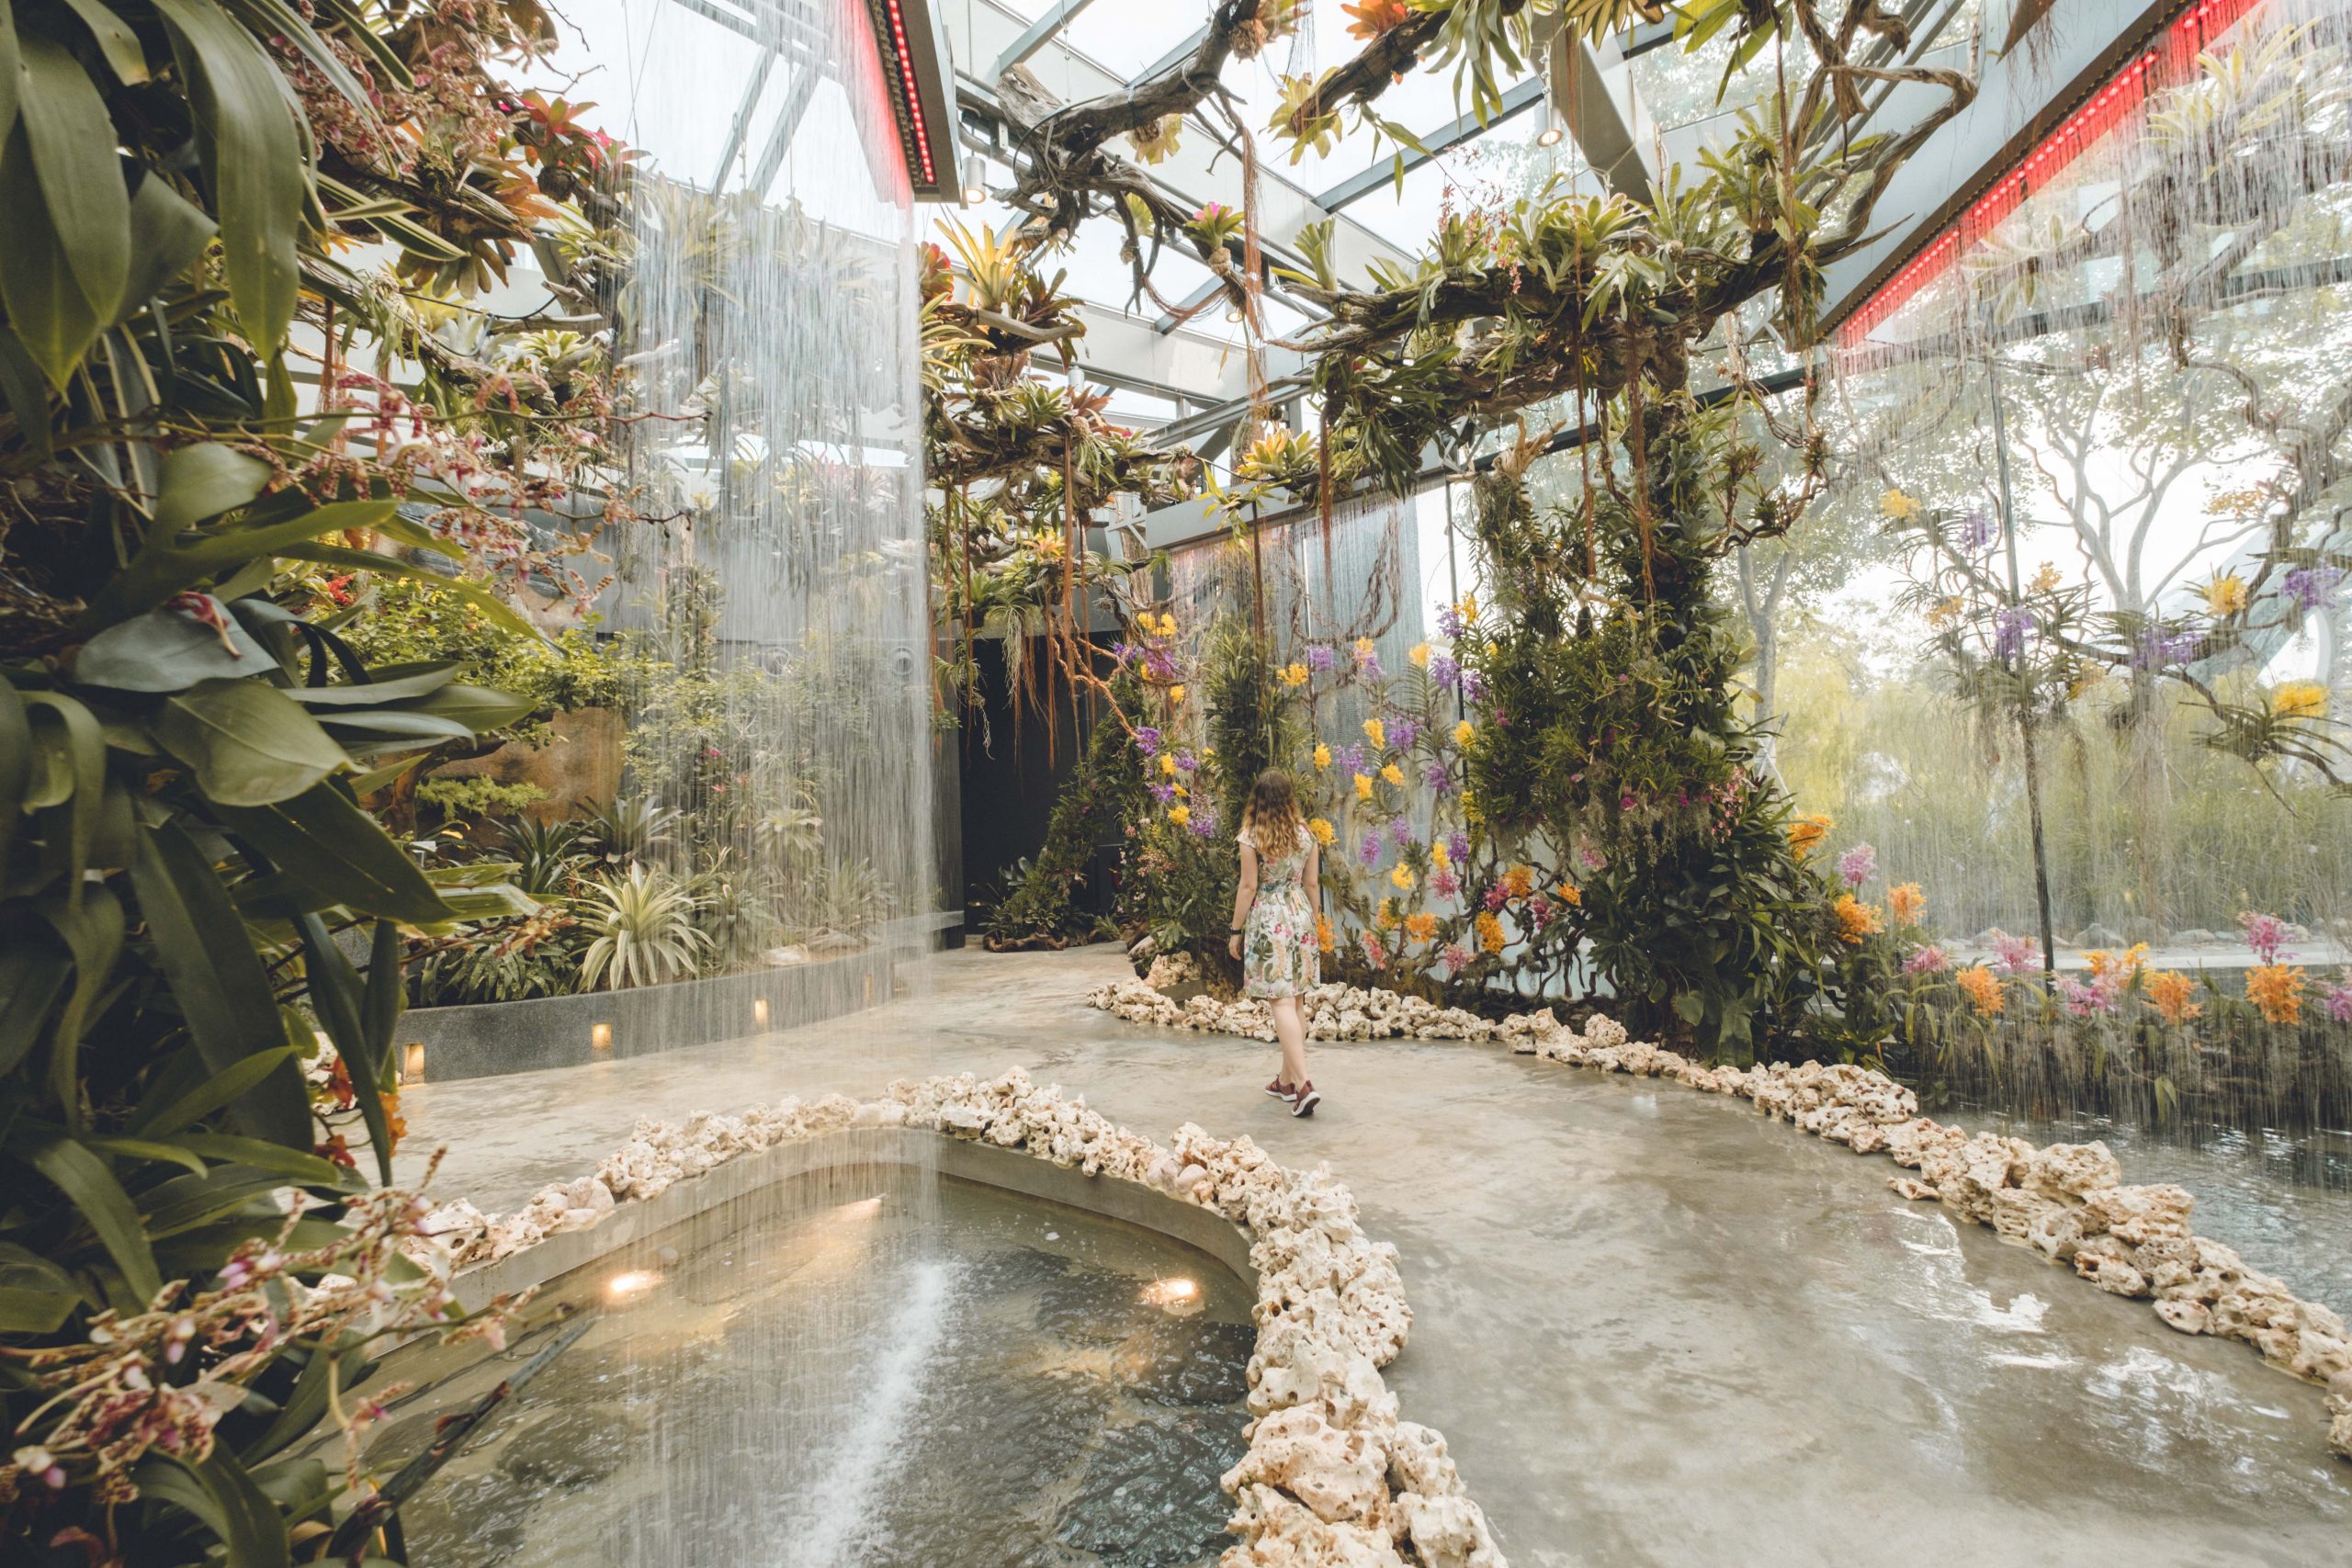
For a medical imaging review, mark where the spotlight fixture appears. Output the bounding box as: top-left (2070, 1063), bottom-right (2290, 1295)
top-left (1536, 99), bottom-right (1563, 148)
top-left (962, 153), bottom-right (989, 206)
top-left (1225, 305), bottom-right (1245, 323)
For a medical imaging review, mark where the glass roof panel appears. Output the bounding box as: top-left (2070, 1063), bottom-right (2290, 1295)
top-left (1057, 1), bottom-right (1216, 78)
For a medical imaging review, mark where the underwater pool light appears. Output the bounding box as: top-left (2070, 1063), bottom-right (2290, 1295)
top-left (1142, 1276), bottom-right (1204, 1315)
top-left (591, 1021), bottom-right (613, 1053)
top-left (606, 1269), bottom-right (662, 1302)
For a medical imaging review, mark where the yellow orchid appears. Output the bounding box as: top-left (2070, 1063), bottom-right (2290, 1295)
top-left (2201, 573), bottom-right (2249, 616)
top-left (1313, 743), bottom-right (1331, 770)
top-left (1354, 773), bottom-right (1373, 800)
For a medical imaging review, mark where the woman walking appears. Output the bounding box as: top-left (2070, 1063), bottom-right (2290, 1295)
top-left (1227, 768), bottom-right (1322, 1116)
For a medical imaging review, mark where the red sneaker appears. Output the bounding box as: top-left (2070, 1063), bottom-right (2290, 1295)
top-left (1264, 1077), bottom-right (1295, 1099)
top-left (1290, 1081), bottom-right (1321, 1117)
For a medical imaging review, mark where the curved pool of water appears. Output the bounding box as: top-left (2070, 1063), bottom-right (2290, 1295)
top-left (370, 1168), bottom-right (1255, 1567)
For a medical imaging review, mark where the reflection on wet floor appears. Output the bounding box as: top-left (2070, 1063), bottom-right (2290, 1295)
top-left (373, 1175), bottom-right (1253, 1567)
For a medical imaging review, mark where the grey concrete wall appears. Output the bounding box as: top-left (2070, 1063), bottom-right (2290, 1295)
top-left (398, 951), bottom-right (892, 1083)
top-left (446, 1128), bottom-right (1254, 1316)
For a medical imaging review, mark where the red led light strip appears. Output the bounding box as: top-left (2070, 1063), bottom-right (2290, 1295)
top-left (1839, 0), bottom-right (2263, 344)
top-left (876, 0), bottom-right (935, 186)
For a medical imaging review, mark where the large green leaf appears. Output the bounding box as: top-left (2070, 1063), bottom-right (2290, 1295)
top-left (0, 674), bottom-right (27, 865)
top-left (125, 1043), bottom-right (302, 1137)
top-left (154, 0), bottom-right (306, 355)
top-left (33, 885), bottom-right (124, 1119)
top-left (74, 595), bottom-right (273, 691)
top-left (0, 324), bottom-right (52, 461)
top-left (60, 0), bottom-right (151, 84)
top-left (215, 783), bottom-right (451, 924)
top-left (408, 682), bottom-right (537, 734)
top-left (0, 31), bottom-right (130, 386)
top-left (155, 442), bottom-right (272, 530)
top-left (311, 709), bottom-right (476, 749)
top-left (155, 678), bottom-right (350, 806)
top-left (25, 1135), bottom-right (164, 1305)
top-left (284, 661), bottom-right (459, 707)
top-left (130, 819), bottom-right (313, 1145)
top-left (24, 690), bottom-right (103, 902)
top-left (88, 497), bottom-right (400, 626)
top-left (0, 0), bottom-right (19, 144)
top-left (175, 1133), bottom-right (360, 1189)
top-left (119, 170), bottom-right (218, 315)
top-left (300, 913), bottom-right (397, 1183)
top-left (0, 1240), bottom-right (89, 1333)
top-left (0, 940), bottom-right (71, 1077)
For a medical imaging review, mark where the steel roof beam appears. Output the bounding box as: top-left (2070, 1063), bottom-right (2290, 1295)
top-left (991, 0), bottom-right (1100, 82)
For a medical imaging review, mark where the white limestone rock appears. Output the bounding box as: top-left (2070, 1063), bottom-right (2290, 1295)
top-left (1223, 1406), bottom-right (1390, 1526)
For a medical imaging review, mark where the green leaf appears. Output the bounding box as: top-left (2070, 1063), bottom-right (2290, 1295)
top-left (284, 661), bottom-right (459, 707)
top-left (216, 783), bottom-right (451, 924)
top-left (0, 324), bottom-right (53, 462)
top-left (0, 1240), bottom-right (89, 1332)
top-left (311, 709), bottom-right (476, 747)
top-left (198, 1450), bottom-right (296, 1568)
top-left (60, 0), bottom-right (151, 84)
top-left (0, 939), bottom-right (71, 1078)
top-left (408, 682), bottom-right (536, 735)
top-left (155, 678), bottom-right (351, 806)
top-left (154, 0), bottom-right (307, 355)
top-left (119, 169), bottom-right (220, 318)
top-left (155, 441), bottom-right (273, 531)
top-left (176, 1133), bottom-right (360, 1189)
top-left (0, 32), bottom-right (130, 386)
top-left (276, 543), bottom-right (546, 641)
top-left (74, 596), bottom-right (273, 691)
top-left (434, 882), bottom-right (540, 922)
top-left (24, 690), bottom-right (104, 899)
top-left (126, 1043), bottom-right (304, 1137)
top-left (138, 1167), bottom-right (300, 1238)
top-left (25, 1135), bottom-right (164, 1304)
top-left (33, 885), bottom-right (124, 1118)
top-left (90, 497), bottom-right (400, 626)
top-left (130, 820), bottom-right (316, 1149)
top-left (0, 0), bottom-right (19, 143)
top-left (83, 1134), bottom-right (209, 1178)
top-left (0, 674), bottom-right (27, 866)
top-left (300, 913), bottom-right (396, 1183)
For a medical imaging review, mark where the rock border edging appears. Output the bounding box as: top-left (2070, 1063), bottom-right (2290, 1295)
top-left (1088, 974), bottom-right (2352, 1464)
top-left (408, 1069), bottom-right (1509, 1568)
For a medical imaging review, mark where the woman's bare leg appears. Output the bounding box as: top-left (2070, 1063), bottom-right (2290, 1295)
top-left (1272, 997), bottom-right (1309, 1089)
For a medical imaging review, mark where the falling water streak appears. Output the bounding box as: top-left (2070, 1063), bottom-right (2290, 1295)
top-left (791, 1258), bottom-right (958, 1566)
top-left (595, 0), bottom-right (937, 1031)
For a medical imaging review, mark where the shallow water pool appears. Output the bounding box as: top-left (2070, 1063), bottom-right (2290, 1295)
top-left (371, 1168), bottom-right (1256, 1567)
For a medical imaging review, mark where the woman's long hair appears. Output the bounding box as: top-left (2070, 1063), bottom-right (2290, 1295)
top-left (1240, 768), bottom-right (1306, 858)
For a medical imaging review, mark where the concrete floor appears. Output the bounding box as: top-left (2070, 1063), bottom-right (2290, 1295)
top-left (398, 947), bottom-right (2352, 1568)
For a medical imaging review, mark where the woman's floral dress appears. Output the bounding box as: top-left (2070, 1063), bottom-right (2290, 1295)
top-left (1241, 827), bottom-right (1319, 1000)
